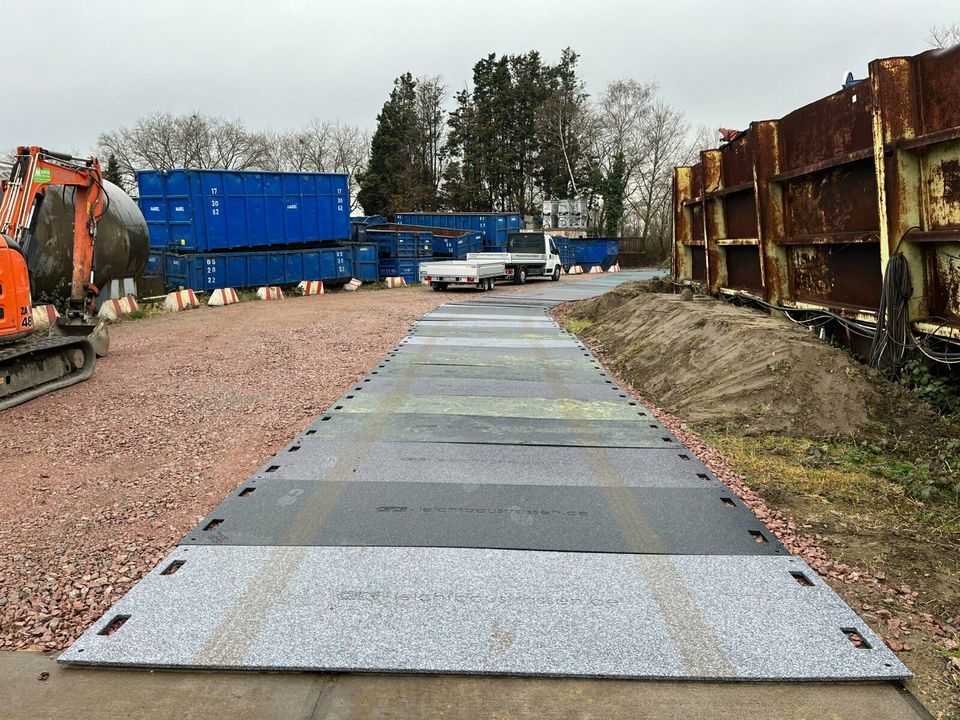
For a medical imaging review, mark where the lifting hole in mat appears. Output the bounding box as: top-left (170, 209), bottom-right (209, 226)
top-left (335, 406), bottom-right (343, 410)
top-left (321, 417), bottom-right (332, 422)
top-left (238, 487), bottom-right (256, 497)
top-left (288, 446), bottom-right (301, 452)
top-left (661, 437), bottom-right (673, 443)
top-left (346, 395), bottom-right (355, 399)
top-left (678, 454), bottom-right (690, 460)
top-left (720, 496), bottom-right (736, 507)
top-left (749, 530), bottom-right (768, 544)
top-left (266, 465), bottom-right (280, 472)
top-left (842, 628), bottom-right (872, 649)
top-left (203, 519), bottom-right (224, 532)
top-left (161, 560), bottom-right (185, 576)
top-left (98, 614), bottom-right (130, 636)
top-left (305, 430), bottom-right (316, 435)
top-left (790, 571), bottom-right (814, 587)
top-left (698, 473), bottom-right (711, 482)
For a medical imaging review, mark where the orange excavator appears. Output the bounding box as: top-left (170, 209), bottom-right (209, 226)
top-left (0, 146), bottom-right (110, 410)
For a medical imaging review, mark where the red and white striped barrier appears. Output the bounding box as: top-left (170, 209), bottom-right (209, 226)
top-left (98, 294), bottom-right (139, 321)
top-left (164, 289), bottom-right (200, 312)
top-left (568, 265), bottom-right (584, 275)
top-left (298, 280), bottom-right (325, 295)
top-left (559, 266), bottom-right (567, 275)
top-left (32, 304), bottom-right (59, 332)
top-left (608, 263), bottom-right (621, 272)
top-left (256, 286), bottom-right (284, 301)
top-left (208, 288), bottom-right (239, 306)
top-left (344, 278), bottom-right (363, 292)
top-left (588, 265), bottom-right (604, 274)
top-left (384, 277), bottom-right (406, 288)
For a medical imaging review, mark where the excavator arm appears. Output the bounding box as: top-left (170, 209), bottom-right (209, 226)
top-left (0, 146), bottom-right (107, 316)
top-left (0, 146), bottom-right (108, 410)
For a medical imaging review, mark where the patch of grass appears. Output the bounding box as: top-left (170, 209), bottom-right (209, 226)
top-left (563, 317), bottom-right (593, 334)
top-left (701, 431), bottom-right (959, 525)
top-left (769, 360), bottom-right (791, 376)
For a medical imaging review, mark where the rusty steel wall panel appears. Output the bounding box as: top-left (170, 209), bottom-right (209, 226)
top-left (691, 246), bottom-right (707, 282)
top-left (720, 133), bottom-right (755, 189)
top-left (915, 46), bottom-right (960, 136)
top-left (788, 244), bottom-right (883, 309)
top-left (926, 244), bottom-right (960, 323)
top-left (691, 205), bottom-right (705, 245)
top-left (780, 84), bottom-right (874, 172)
top-left (921, 141), bottom-right (960, 231)
top-left (724, 191), bottom-right (759, 240)
top-left (783, 161), bottom-right (880, 239)
top-left (724, 246), bottom-right (764, 292)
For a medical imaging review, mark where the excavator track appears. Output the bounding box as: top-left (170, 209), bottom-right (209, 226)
top-left (0, 335), bottom-right (96, 411)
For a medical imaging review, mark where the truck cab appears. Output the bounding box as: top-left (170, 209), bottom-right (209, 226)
top-left (497, 231), bottom-right (562, 284)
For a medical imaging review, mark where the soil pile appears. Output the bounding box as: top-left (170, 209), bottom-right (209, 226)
top-left (566, 283), bottom-right (941, 439)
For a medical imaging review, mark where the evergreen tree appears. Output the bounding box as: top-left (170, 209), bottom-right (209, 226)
top-left (357, 73), bottom-right (440, 216)
top-left (442, 49), bottom-right (588, 215)
top-left (103, 154), bottom-right (124, 188)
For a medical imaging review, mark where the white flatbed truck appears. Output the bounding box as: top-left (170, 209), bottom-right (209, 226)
top-left (419, 232), bottom-right (562, 291)
top-left (419, 257), bottom-right (506, 291)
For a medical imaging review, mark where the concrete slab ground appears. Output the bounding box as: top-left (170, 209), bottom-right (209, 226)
top-left (0, 652), bottom-right (929, 720)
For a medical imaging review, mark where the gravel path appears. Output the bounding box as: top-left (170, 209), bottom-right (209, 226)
top-left (0, 287), bottom-right (464, 651)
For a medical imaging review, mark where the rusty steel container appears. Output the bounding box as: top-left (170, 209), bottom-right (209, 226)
top-left (25, 179), bottom-right (149, 301)
top-left (673, 44), bottom-right (960, 342)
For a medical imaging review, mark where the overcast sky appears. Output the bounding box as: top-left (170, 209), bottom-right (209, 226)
top-left (3, 0), bottom-right (956, 154)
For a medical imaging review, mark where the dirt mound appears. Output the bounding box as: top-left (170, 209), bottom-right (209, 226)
top-left (568, 290), bottom-right (941, 439)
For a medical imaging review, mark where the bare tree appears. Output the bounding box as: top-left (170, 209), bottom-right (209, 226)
top-left (416, 75), bottom-right (448, 196)
top-left (269, 119), bottom-right (370, 211)
top-left (99, 112), bottom-right (368, 208)
top-left (927, 23), bottom-right (960, 48)
top-left (98, 112), bottom-right (271, 191)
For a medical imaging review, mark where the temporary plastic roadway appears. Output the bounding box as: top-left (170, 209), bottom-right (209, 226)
top-left (61, 272), bottom-right (910, 681)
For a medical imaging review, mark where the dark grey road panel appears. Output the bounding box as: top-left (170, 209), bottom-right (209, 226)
top-left (356, 376), bottom-right (628, 402)
top-left (253, 441), bottom-right (717, 488)
top-left (299, 412), bottom-right (678, 448)
top-left (182, 482), bottom-right (784, 555)
top-left (59, 546), bottom-right (909, 680)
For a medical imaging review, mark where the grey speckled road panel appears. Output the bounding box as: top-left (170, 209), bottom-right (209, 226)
top-left (297, 412), bottom-right (678, 448)
top-left (409, 326), bottom-right (571, 339)
top-left (403, 336), bottom-right (581, 349)
top-left (250, 441), bottom-right (715, 488)
top-left (337, 393), bottom-right (647, 423)
top-left (181, 481), bottom-right (784, 556)
top-left (59, 546), bottom-right (909, 680)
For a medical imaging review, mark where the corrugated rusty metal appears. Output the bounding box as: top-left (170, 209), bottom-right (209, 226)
top-left (672, 44), bottom-right (960, 340)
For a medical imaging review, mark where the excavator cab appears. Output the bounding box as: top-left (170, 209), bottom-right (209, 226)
top-left (0, 234), bottom-right (34, 343)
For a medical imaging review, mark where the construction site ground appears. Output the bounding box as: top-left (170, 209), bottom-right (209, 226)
top-left (557, 280), bottom-right (960, 719)
top-left (0, 274), bottom-right (943, 719)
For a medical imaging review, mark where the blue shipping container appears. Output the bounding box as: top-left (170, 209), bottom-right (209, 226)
top-left (431, 231), bottom-right (483, 259)
top-left (137, 169), bottom-right (351, 252)
top-left (349, 216), bottom-right (388, 243)
top-left (368, 229), bottom-right (430, 258)
top-left (378, 258), bottom-right (420, 285)
top-left (394, 213), bottom-right (522, 247)
top-left (161, 246), bottom-right (352, 291)
top-left (566, 238), bottom-right (620, 270)
top-left (349, 243), bottom-right (378, 282)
